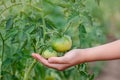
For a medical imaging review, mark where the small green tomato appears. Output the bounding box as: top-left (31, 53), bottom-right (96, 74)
top-left (42, 50), bottom-right (57, 59)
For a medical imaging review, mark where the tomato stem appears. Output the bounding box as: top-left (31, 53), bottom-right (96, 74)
top-left (42, 17), bottom-right (47, 42)
top-left (23, 60), bottom-right (37, 80)
top-left (62, 22), bottom-right (72, 35)
top-left (40, 0), bottom-right (47, 43)
top-left (0, 32), bottom-right (4, 79)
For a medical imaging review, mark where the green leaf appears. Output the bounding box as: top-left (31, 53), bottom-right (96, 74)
top-left (19, 40), bottom-right (27, 50)
top-left (78, 24), bottom-right (87, 48)
top-left (24, 24), bottom-right (35, 34)
top-left (18, 31), bottom-right (26, 42)
top-left (79, 24), bottom-right (86, 34)
top-left (5, 30), bottom-right (18, 41)
top-left (79, 70), bottom-right (88, 78)
top-left (89, 74), bottom-right (95, 80)
top-left (37, 27), bottom-right (43, 39)
top-left (45, 19), bottom-right (56, 30)
top-left (2, 58), bottom-right (13, 71)
top-left (12, 75), bottom-right (19, 80)
top-left (1, 71), bottom-right (13, 80)
top-left (34, 64), bottom-right (46, 80)
top-left (6, 17), bottom-right (14, 31)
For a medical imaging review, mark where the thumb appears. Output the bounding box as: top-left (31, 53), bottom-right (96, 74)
top-left (48, 57), bottom-right (66, 64)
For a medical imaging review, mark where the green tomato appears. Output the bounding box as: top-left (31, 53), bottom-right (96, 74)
top-left (52, 35), bottom-right (72, 52)
top-left (42, 50), bottom-right (57, 59)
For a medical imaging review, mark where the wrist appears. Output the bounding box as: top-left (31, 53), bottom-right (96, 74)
top-left (75, 49), bottom-right (89, 64)
top-left (80, 48), bottom-right (94, 63)
top-left (82, 47), bottom-right (104, 62)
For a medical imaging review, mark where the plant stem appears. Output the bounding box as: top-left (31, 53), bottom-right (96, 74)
top-left (41, 0), bottom-right (47, 43)
top-left (63, 22), bottom-right (72, 35)
top-left (29, 4), bottom-right (42, 12)
top-left (0, 32), bottom-right (4, 80)
top-left (23, 60), bottom-right (37, 80)
top-left (42, 17), bottom-right (46, 42)
top-left (0, 32), bottom-right (4, 63)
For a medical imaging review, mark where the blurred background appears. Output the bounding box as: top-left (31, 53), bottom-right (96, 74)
top-left (91, 0), bottom-right (120, 80)
top-left (99, 0), bottom-right (120, 39)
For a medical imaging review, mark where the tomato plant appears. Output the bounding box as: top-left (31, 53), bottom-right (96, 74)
top-left (0, 0), bottom-right (106, 80)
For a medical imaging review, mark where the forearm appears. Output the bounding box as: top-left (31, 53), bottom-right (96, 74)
top-left (84, 40), bottom-right (120, 62)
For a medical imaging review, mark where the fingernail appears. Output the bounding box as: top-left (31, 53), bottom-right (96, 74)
top-left (31, 53), bottom-right (34, 56)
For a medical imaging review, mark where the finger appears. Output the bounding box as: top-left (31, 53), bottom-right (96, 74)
top-left (33, 54), bottom-right (61, 68)
top-left (32, 53), bottom-right (68, 70)
top-left (32, 53), bottom-right (65, 64)
top-left (48, 57), bottom-right (67, 64)
top-left (32, 53), bottom-right (38, 59)
top-left (32, 53), bottom-right (50, 66)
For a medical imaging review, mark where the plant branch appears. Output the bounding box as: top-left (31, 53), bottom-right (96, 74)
top-left (0, 32), bottom-right (4, 79)
top-left (23, 60), bottom-right (37, 80)
top-left (63, 22), bottom-right (72, 35)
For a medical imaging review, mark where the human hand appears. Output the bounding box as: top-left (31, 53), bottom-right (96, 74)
top-left (32, 49), bottom-right (86, 71)
top-left (32, 40), bottom-right (120, 70)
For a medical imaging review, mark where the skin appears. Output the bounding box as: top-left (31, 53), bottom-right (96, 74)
top-left (32, 40), bottom-right (120, 71)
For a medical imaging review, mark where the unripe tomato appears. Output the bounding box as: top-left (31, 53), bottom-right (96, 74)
top-left (42, 49), bottom-right (57, 59)
top-left (52, 35), bottom-right (72, 52)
